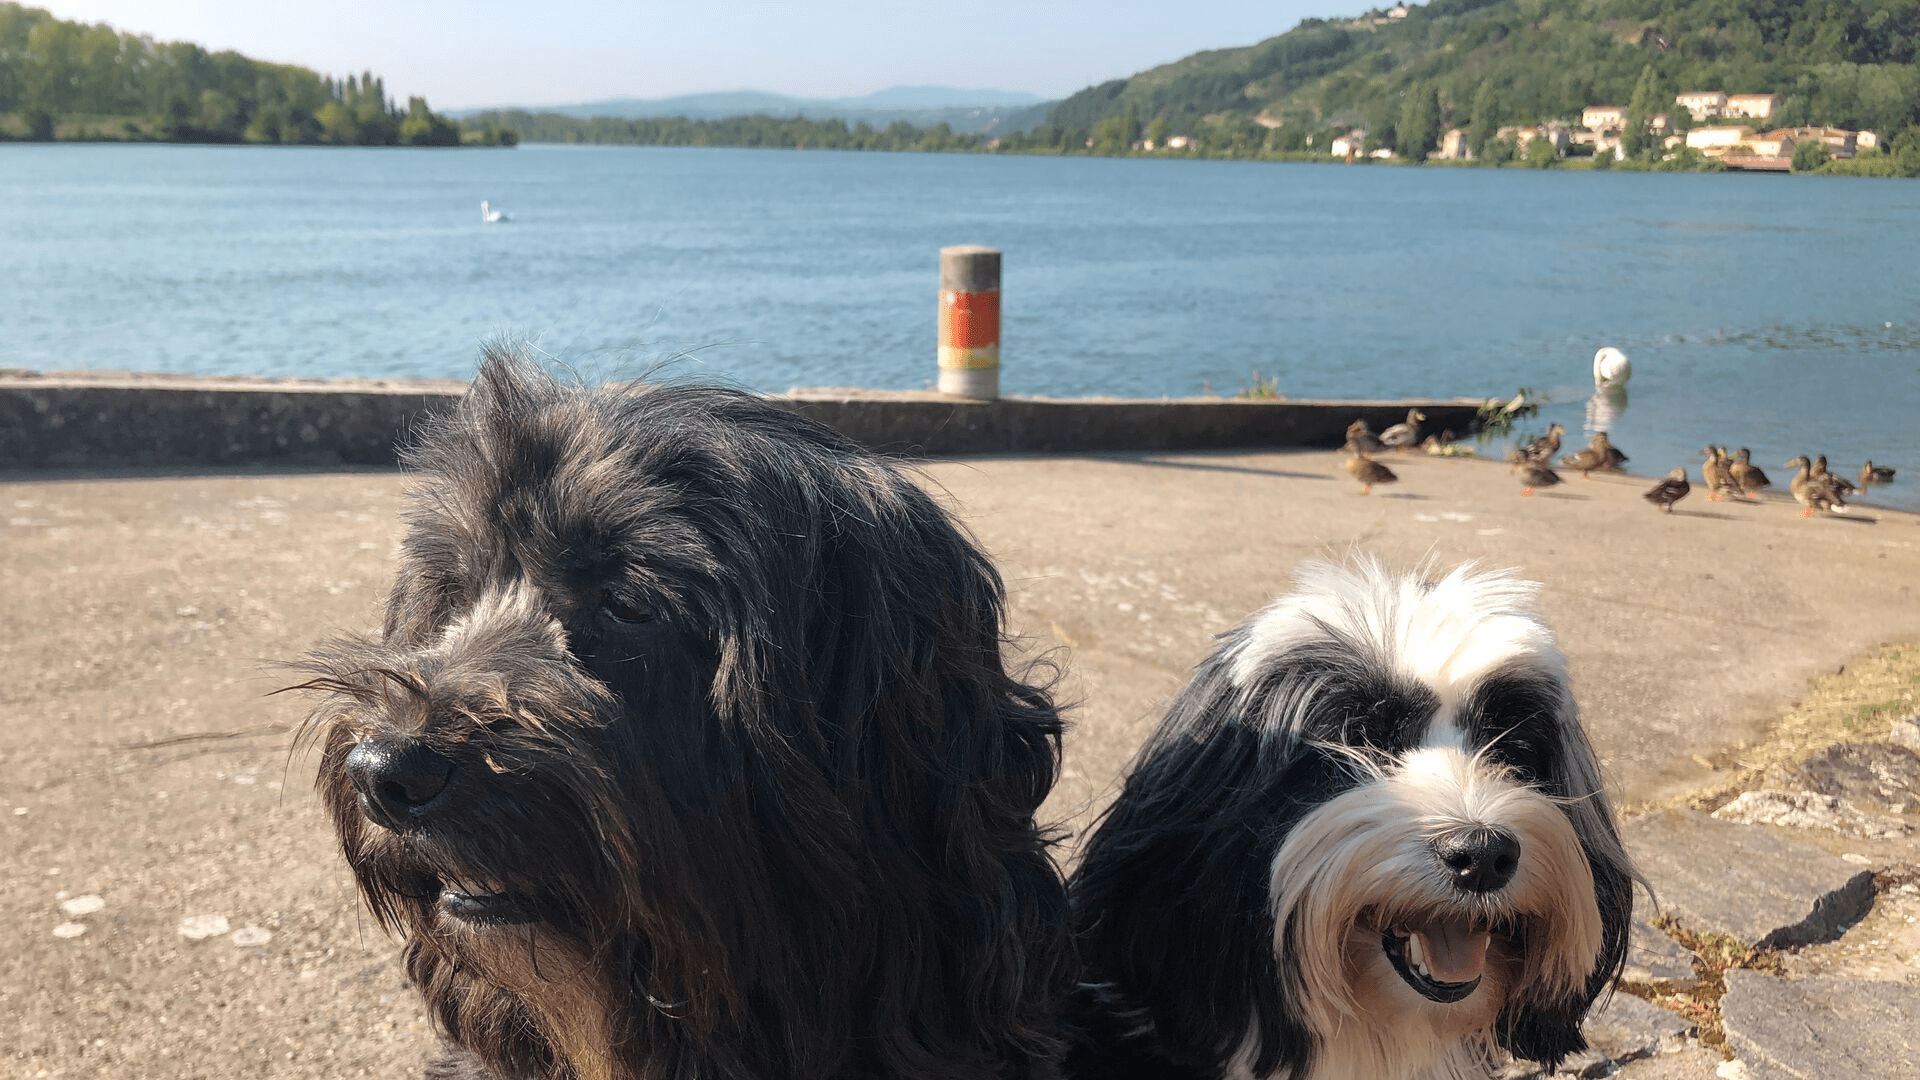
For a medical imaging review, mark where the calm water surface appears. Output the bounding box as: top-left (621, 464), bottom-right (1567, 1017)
top-left (3, 143), bottom-right (1916, 508)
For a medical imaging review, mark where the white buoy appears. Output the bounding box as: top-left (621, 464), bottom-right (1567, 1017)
top-left (1593, 346), bottom-right (1630, 387)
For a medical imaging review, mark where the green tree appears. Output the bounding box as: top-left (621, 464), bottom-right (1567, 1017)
top-left (398, 96), bottom-right (460, 146)
top-left (1523, 134), bottom-right (1558, 168)
top-left (1467, 79), bottom-right (1499, 160)
top-left (1398, 82), bottom-right (1442, 162)
top-left (315, 100), bottom-right (356, 144)
top-left (1143, 115), bottom-right (1169, 148)
top-left (1892, 126), bottom-right (1920, 178)
top-left (245, 106), bottom-right (287, 144)
top-left (1790, 138), bottom-right (1830, 171)
top-left (1622, 64), bottom-right (1662, 160)
top-left (197, 88), bottom-right (241, 139)
top-left (1090, 110), bottom-right (1137, 154)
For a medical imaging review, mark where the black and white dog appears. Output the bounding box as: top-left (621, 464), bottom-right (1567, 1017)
top-left (296, 348), bottom-right (1071, 1080)
top-left (1067, 559), bottom-right (1638, 1080)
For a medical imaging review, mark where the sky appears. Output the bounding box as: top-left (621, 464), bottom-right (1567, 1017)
top-left (29, 0), bottom-right (1341, 109)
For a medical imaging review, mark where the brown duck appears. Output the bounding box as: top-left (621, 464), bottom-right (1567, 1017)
top-left (1560, 432), bottom-right (1627, 478)
top-left (1520, 423), bottom-right (1565, 463)
top-left (1379, 409), bottom-right (1426, 453)
top-left (1512, 459), bottom-right (1562, 496)
top-left (1701, 446), bottom-right (1738, 501)
top-left (1345, 419), bottom-right (1388, 456)
top-left (1859, 460), bottom-right (1895, 490)
top-left (1813, 455), bottom-right (1857, 498)
top-left (1643, 467), bottom-right (1690, 512)
top-left (1786, 455), bottom-right (1849, 517)
top-left (1729, 448), bottom-right (1771, 498)
top-left (1346, 451), bottom-right (1397, 495)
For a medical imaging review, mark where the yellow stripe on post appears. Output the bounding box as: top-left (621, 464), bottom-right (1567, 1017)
top-left (938, 245), bottom-right (1000, 398)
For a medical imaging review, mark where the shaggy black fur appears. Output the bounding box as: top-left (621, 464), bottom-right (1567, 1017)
top-left (295, 347), bottom-right (1071, 1080)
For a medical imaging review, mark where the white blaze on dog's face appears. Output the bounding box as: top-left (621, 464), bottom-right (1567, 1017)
top-left (1220, 560), bottom-right (1633, 1080)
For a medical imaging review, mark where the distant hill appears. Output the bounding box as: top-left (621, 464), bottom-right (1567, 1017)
top-left (1039, 0), bottom-right (1920, 144)
top-left (450, 85), bottom-right (1056, 135)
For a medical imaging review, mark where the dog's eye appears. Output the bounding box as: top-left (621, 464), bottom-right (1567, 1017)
top-left (598, 593), bottom-right (657, 626)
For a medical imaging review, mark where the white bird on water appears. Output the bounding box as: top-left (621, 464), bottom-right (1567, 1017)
top-left (1593, 346), bottom-right (1630, 387)
top-left (481, 200), bottom-right (509, 224)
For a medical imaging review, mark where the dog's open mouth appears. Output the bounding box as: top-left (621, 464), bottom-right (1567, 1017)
top-left (437, 881), bottom-right (541, 926)
top-left (1382, 918), bottom-right (1490, 1003)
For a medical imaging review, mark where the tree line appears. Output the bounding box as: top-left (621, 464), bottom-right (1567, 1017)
top-left (0, 2), bottom-right (499, 145)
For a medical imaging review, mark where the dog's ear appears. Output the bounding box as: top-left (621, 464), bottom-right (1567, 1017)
top-left (710, 443), bottom-right (1071, 1077)
top-left (1495, 808), bottom-right (1637, 1068)
top-left (378, 348), bottom-right (569, 648)
top-left (1072, 655), bottom-right (1320, 1079)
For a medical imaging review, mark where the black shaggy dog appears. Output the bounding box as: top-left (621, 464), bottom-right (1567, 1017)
top-left (296, 349), bottom-right (1071, 1080)
top-left (1066, 559), bottom-right (1638, 1080)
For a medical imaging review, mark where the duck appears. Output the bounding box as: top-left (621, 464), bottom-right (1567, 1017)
top-left (1813, 455), bottom-right (1857, 498)
top-left (1729, 448), bottom-right (1771, 498)
top-left (481, 200), bottom-right (509, 223)
top-left (1560, 432), bottom-right (1627, 478)
top-left (1701, 446), bottom-right (1739, 501)
top-left (1345, 419), bottom-right (1388, 456)
top-left (1859, 460), bottom-right (1895, 489)
top-left (1512, 458), bottom-right (1562, 496)
top-left (1346, 451), bottom-right (1398, 495)
top-left (1643, 467), bottom-right (1691, 513)
top-left (1600, 432), bottom-right (1629, 469)
top-left (1786, 455), bottom-right (1849, 517)
top-left (1520, 422), bottom-right (1565, 464)
top-left (1379, 409), bottom-right (1426, 453)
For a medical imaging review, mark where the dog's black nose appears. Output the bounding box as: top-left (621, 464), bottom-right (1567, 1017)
top-left (1432, 827), bottom-right (1520, 893)
top-left (346, 739), bottom-right (458, 827)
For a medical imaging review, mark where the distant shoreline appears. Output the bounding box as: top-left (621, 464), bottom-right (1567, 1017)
top-left (11, 128), bottom-right (1912, 179)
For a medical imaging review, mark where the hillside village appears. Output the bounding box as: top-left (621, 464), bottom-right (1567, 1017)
top-left (1136, 87), bottom-right (1882, 172)
top-left (1427, 91), bottom-right (1883, 171)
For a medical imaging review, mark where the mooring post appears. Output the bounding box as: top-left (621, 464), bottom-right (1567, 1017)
top-left (938, 245), bottom-right (1001, 399)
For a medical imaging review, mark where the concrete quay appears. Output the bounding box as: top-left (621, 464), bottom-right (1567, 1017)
top-left (0, 368), bottom-right (1484, 466)
top-left (5, 440), bottom-right (1919, 1078)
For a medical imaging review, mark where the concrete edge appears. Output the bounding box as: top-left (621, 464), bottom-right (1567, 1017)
top-left (0, 371), bottom-right (1486, 468)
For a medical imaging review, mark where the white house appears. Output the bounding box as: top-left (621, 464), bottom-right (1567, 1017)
top-left (1674, 91), bottom-right (1728, 121)
top-left (1724, 93), bottom-right (1779, 121)
top-left (1581, 105), bottom-right (1626, 131)
top-left (1741, 132), bottom-right (1794, 158)
top-left (1685, 124), bottom-right (1756, 155)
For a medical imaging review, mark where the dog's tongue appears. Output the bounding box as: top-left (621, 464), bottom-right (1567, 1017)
top-left (1412, 918), bottom-right (1490, 984)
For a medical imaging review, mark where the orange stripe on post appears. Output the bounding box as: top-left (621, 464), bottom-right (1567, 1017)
top-left (940, 290), bottom-right (1000, 350)
top-left (938, 246), bottom-right (1000, 398)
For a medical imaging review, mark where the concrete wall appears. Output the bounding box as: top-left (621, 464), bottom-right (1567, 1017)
top-left (0, 371), bottom-right (1484, 469)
